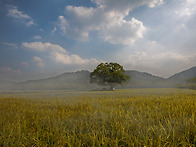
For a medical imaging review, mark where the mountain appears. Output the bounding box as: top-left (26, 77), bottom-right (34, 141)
top-left (0, 66), bottom-right (196, 90)
top-left (123, 71), bottom-right (166, 88)
top-left (168, 66), bottom-right (196, 86)
top-left (15, 70), bottom-right (95, 90)
top-left (0, 79), bottom-right (16, 90)
top-left (124, 66), bottom-right (196, 88)
top-left (16, 70), bottom-right (167, 90)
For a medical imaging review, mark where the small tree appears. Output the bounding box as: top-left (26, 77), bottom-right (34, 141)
top-left (90, 62), bottom-right (130, 90)
top-left (187, 77), bottom-right (196, 84)
top-left (186, 77), bottom-right (196, 90)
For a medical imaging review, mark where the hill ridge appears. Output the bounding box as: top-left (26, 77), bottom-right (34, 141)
top-left (0, 66), bottom-right (195, 90)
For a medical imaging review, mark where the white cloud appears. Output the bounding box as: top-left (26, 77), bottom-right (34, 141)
top-left (0, 66), bottom-right (21, 74)
top-left (57, 16), bottom-right (67, 34)
top-left (127, 40), bottom-right (192, 65)
top-left (66, 6), bottom-right (95, 17)
top-left (92, 0), bottom-right (163, 10)
top-left (32, 56), bottom-right (44, 68)
top-left (3, 42), bottom-right (18, 49)
top-left (22, 42), bottom-right (101, 65)
top-left (6, 5), bottom-right (36, 26)
top-left (0, 66), bottom-right (23, 81)
top-left (33, 35), bottom-right (42, 40)
top-left (7, 5), bottom-right (30, 19)
top-left (51, 52), bottom-right (80, 64)
top-left (21, 62), bottom-right (29, 67)
top-left (128, 51), bottom-right (190, 65)
top-left (124, 49), bottom-right (196, 77)
top-left (51, 27), bottom-right (57, 34)
top-left (175, 0), bottom-right (196, 17)
top-left (22, 42), bottom-right (67, 53)
top-left (26, 20), bottom-right (35, 26)
top-left (56, 0), bottom-right (163, 44)
top-left (57, 15), bottom-right (89, 40)
top-left (50, 52), bottom-right (100, 65)
top-left (112, 39), bottom-right (196, 77)
top-left (148, 0), bottom-right (163, 8)
top-left (186, 0), bottom-right (196, 4)
top-left (101, 18), bottom-right (146, 45)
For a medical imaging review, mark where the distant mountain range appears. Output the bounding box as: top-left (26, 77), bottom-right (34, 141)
top-left (0, 66), bottom-right (196, 90)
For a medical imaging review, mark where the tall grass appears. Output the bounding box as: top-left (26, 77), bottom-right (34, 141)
top-left (0, 89), bottom-right (196, 146)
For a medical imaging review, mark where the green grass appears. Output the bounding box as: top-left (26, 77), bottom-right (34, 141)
top-left (0, 89), bottom-right (196, 146)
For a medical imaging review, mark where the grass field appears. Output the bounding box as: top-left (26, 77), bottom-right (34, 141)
top-left (0, 88), bottom-right (196, 146)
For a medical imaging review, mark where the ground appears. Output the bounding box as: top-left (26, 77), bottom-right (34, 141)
top-left (0, 88), bottom-right (196, 146)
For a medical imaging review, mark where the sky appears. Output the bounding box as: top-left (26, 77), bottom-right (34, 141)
top-left (0, 0), bottom-right (196, 81)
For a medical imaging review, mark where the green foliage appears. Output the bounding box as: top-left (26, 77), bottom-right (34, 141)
top-left (187, 77), bottom-right (196, 84)
top-left (0, 89), bottom-right (196, 146)
top-left (90, 62), bottom-right (130, 89)
top-left (178, 77), bottom-right (196, 90)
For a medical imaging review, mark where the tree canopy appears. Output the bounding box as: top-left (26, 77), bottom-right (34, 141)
top-left (187, 77), bottom-right (196, 84)
top-left (186, 77), bottom-right (196, 90)
top-left (90, 62), bottom-right (130, 90)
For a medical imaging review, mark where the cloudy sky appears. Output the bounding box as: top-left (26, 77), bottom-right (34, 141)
top-left (0, 0), bottom-right (196, 81)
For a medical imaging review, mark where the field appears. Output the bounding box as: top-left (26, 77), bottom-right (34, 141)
top-left (0, 88), bottom-right (196, 146)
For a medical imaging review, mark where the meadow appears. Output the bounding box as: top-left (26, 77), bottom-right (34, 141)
top-left (0, 88), bottom-right (196, 146)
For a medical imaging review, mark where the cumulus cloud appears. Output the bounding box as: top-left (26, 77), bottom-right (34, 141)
top-left (22, 42), bottom-right (101, 65)
top-left (57, 16), bottom-right (67, 34)
top-left (56, 0), bottom-right (163, 44)
top-left (101, 18), bottom-right (146, 45)
top-left (6, 5), bottom-right (36, 26)
top-left (92, 0), bottom-right (163, 10)
top-left (22, 42), bottom-right (67, 53)
top-left (32, 56), bottom-right (45, 68)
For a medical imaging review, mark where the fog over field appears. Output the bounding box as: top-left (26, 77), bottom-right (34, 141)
top-left (0, 66), bottom-right (195, 90)
top-left (1, 1), bottom-right (196, 145)
top-left (0, 0), bottom-right (196, 81)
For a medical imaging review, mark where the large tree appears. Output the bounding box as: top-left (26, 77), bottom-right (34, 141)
top-left (90, 62), bottom-right (130, 90)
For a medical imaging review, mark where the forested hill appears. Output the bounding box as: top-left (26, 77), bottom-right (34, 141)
top-left (168, 66), bottom-right (196, 84)
top-left (0, 66), bottom-right (196, 90)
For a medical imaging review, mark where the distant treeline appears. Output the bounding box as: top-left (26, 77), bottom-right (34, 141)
top-left (177, 77), bottom-right (196, 90)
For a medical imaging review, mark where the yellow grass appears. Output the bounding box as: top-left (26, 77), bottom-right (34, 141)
top-left (0, 88), bottom-right (196, 146)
